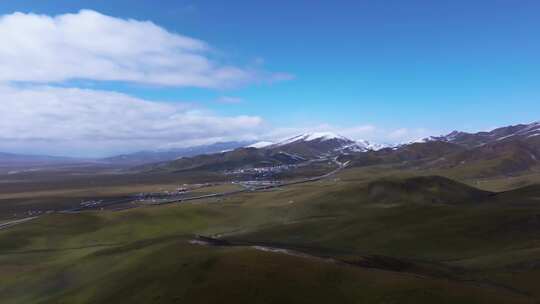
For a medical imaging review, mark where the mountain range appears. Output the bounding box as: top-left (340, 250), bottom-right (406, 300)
top-left (1, 121), bottom-right (539, 177)
top-left (344, 121), bottom-right (540, 177)
top-left (422, 121), bottom-right (540, 147)
top-left (0, 134), bottom-right (382, 169)
top-left (147, 132), bottom-right (385, 172)
top-left (147, 121), bottom-right (540, 177)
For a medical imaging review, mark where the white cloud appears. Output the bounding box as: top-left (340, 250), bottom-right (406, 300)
top-left (387, 128), bottom-right (431, 142)
top-left (0, 10), bottom-right (297, 156)
top-left (0, 83), bottom-right (433, 156)
top-left (334, 125), bottom-right (377, 139)
top-left (0, 8), bottom-right (433, 157)
top-left (0, 84), bottom-right (264, 156)
top-left (338, 125), bottom-right (431, 143)
top-left (388, 128), bottom-right (409, 139)
top-left (0, 10), bottom-right (289, 88)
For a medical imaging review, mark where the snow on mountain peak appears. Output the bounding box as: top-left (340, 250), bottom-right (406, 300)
top-left (276, 132), bottom-right (350, 146)
top-left (354, 139), bottom-right (392, 151)
top-left (247, 141), bottom-right (274, 148)
top-left (303, 132), bottom-right (346, 141)
top-left (267, 132), bottom-right (392, 153)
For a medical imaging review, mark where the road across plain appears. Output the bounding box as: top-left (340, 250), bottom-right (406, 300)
top-left (147, 159), bottom-right (349, 206)
top-left (0, 159), bottom-right (349, 230)
top-left (0, 216), bottom-right (38, 231)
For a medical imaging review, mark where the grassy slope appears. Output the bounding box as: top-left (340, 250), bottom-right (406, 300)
top-left (2, 236), bottom-right (527, 304)
top-left (1, 169), bottom-right (540, 303)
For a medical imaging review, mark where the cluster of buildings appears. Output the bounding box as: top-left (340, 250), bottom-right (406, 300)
top-left (133, 188), bottom-right (187, 200)
top-left (132, 183), bottom-right (219, 202)
top-left (80, 200), bottom-right (103, 207)
top-left (224, 164), bottom-right (297, 178)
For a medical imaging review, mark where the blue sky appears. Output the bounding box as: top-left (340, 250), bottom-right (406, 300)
top-left (0, 1), bottom-right (539, 156)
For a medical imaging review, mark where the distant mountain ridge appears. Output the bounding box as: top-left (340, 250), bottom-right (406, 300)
top-left (0, 152), bottom-right (83, 166)
top-left (263, 132), bottom-right (386, 155)
top-left (101, 141), bottom-right (251, 165)
top-left (147, 147), bottom-right (306, 173)
top-left (149, 132), bottom-right (390, 173)
top-left (0, 141), bottom-right (252, 170)
top-left (344, 121), bottom-right (540, 177)
top-left (422, 122), bottom-right (540, 148)
top-left (2, 122), bottom-right (539, 177)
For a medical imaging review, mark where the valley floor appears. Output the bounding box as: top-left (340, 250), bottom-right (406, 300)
top-left (1, 166), bottom-right (540, 303)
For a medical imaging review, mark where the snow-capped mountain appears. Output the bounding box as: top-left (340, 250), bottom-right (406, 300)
top-left (335, 140), bottom-right (390, 153)
top-left (261, 132), bottom-right (387, 158)
top-left (273, 132), bottom-right (351, 147)
top-left (151, 132), bottom-right (378, 173)
top-left (355, 140), bottom-right (392, 151)
top-left (246, 141), bottom-right (274, 149)
top-left (421, 121), bottom-right (540, 148)
top-left (263, 132), bottom-right (356, 158)
top-left (499, 121), bottom-right (540, 139)
top-left (147, 122), bottom-right (540, 175)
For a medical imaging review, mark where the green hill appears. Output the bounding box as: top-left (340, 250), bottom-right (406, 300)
top-left (146, 148), bottom-right (304, 172)
top-left (3, 172), bottom-right (540, 303)
top-left (367, 175), bottom-right (493, 205)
